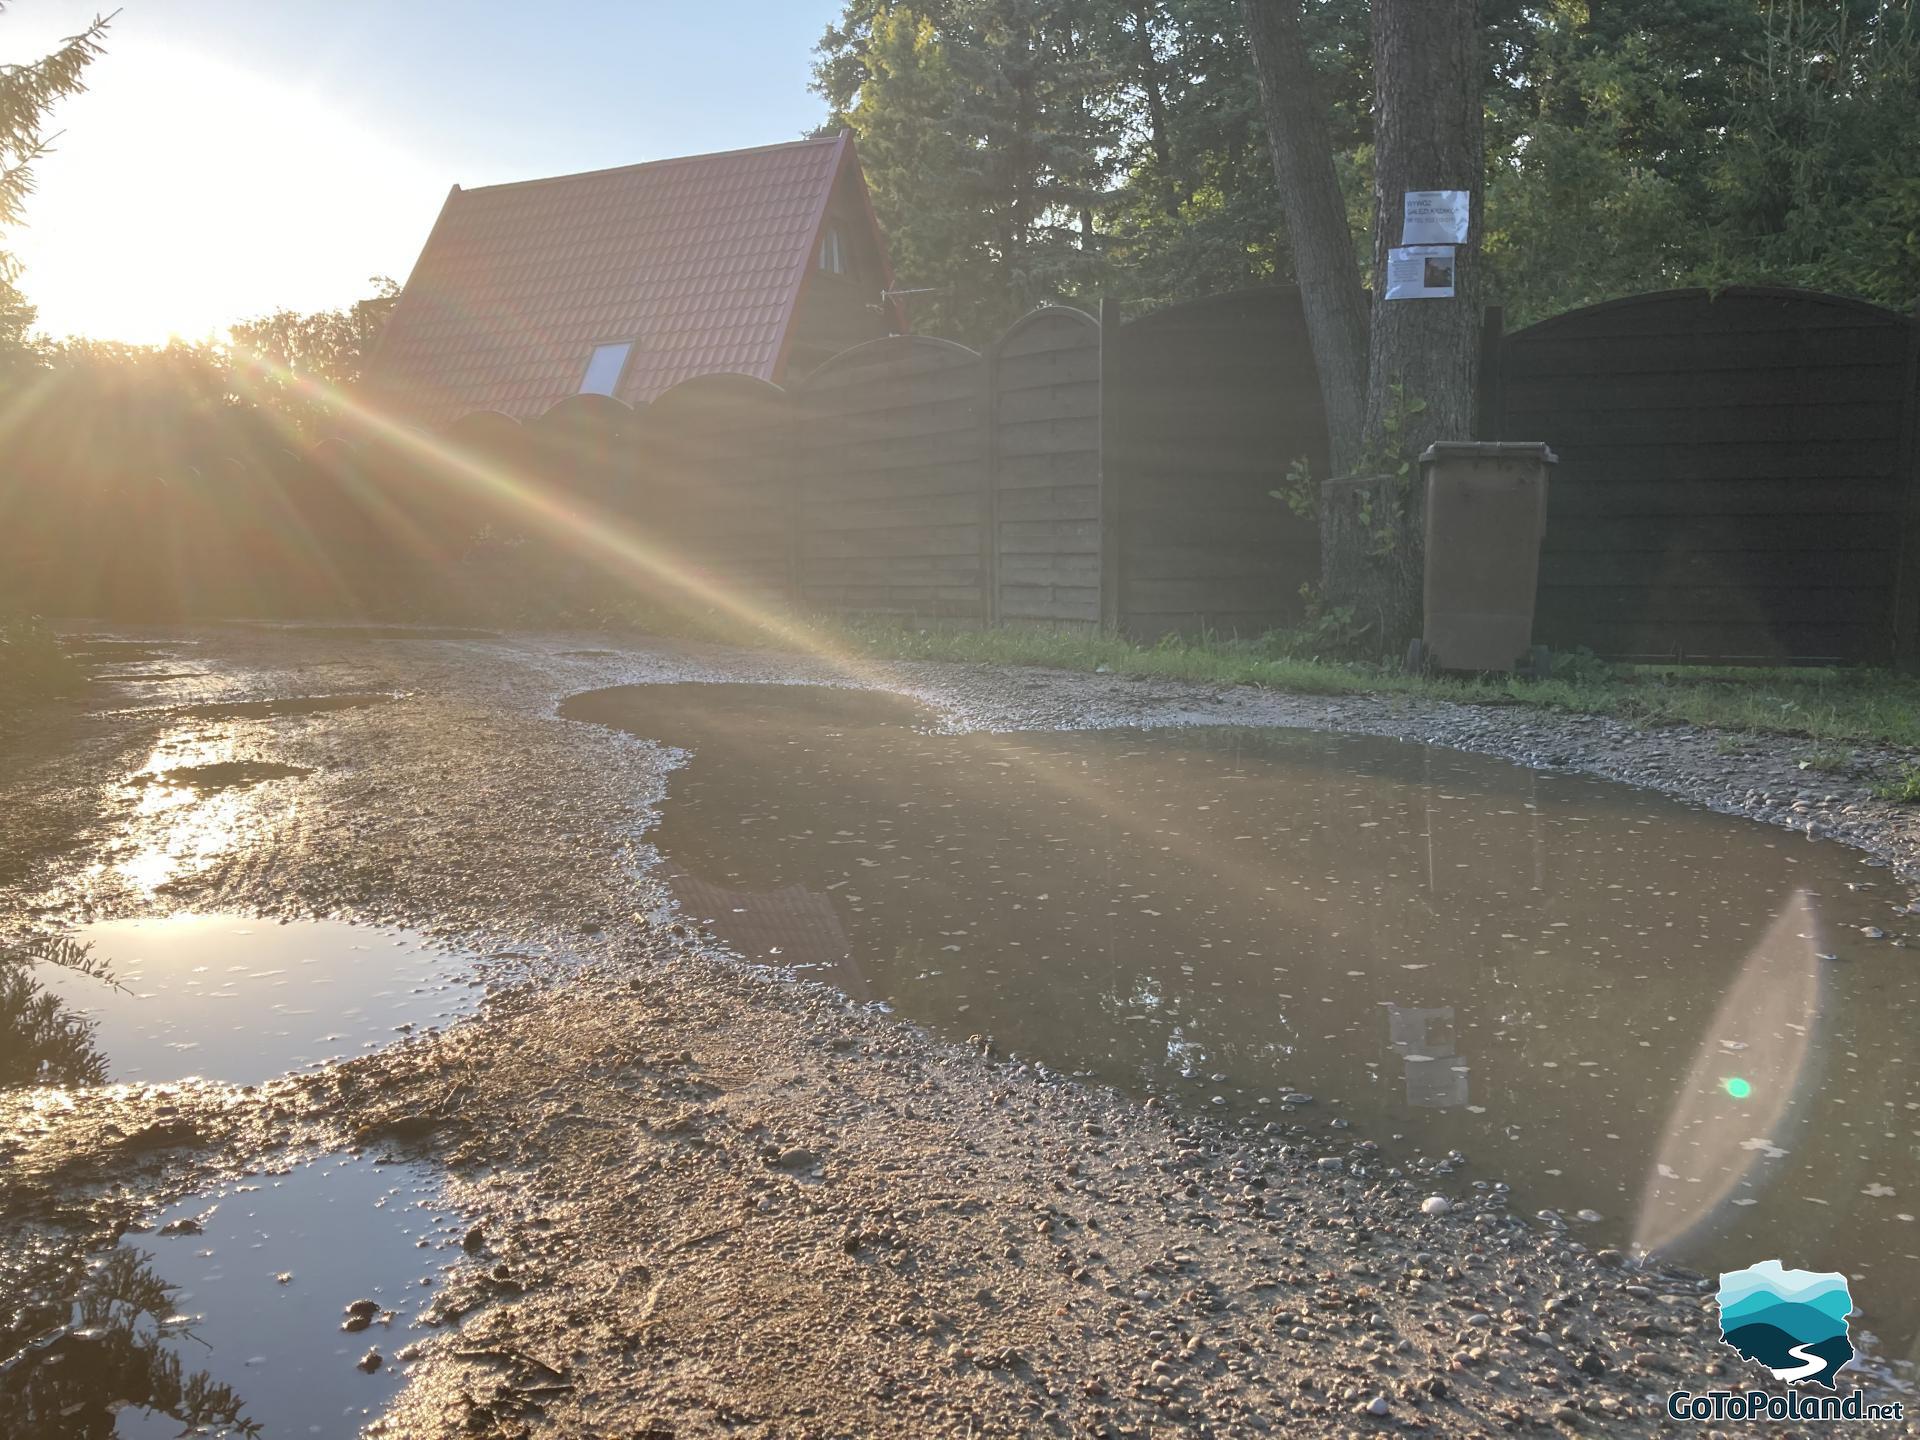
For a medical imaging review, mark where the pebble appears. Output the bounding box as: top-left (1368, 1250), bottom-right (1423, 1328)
top-left (1420, 1196), bottom-right (1450, 1216)
top-left (1364, 1394), bottom-right (1389, 1416)
top-left (357, 1349), bottom-right (382, 1373)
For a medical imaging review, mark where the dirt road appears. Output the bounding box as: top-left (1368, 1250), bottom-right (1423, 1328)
top-left (3, 624), bottom-right (1913, 1438)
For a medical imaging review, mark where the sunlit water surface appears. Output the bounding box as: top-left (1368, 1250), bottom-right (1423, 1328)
top-left (565, 682), bottom-right (1920, 1361)
top-left (32, 915), bottom-right (474, 1086)
top-left (0, 1155), bottom-right (460, 1439)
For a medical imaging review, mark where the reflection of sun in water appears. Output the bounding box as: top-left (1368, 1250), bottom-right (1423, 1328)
top-left (111, 733), bottom-right (250, 893)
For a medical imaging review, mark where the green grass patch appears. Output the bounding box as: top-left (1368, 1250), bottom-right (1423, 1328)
top-left (1873, 765), bottom-right (1920, 803)
top-left (578, 598), bottom-right (1920, 753)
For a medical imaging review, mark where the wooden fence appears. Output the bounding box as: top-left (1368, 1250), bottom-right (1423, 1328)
top-left (308, 283), bottom-right (1920, 665)
top-left (1488, 288), bottom-right (1920, 664)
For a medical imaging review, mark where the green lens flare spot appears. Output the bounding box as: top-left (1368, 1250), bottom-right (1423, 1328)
top-left (1723, 1077), bottom-right (1753, 1100)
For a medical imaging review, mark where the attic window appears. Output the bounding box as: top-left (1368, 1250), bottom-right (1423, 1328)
top-left (578, 341), bottom-right (634, 396)
top-left (818, 225), bottom-right (846, 275)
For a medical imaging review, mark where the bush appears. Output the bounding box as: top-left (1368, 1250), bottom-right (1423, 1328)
top-left (0, 614), bottom-right (83, 704)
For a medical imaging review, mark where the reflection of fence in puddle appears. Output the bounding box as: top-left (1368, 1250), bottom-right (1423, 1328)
top-left (1387, 1003), bottom-right (1469, 1109)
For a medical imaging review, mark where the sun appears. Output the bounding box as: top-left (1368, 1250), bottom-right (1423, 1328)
top-left (9, 36), bottom-right (445, 345)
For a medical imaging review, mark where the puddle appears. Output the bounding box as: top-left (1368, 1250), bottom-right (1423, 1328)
top-left (174, 695), bottom-right (396, 722)
top-left (0, 1154), bottom-right (463, 1439)
top-left (23, 916), bottom-right (474, 1086)
top-left (568, 682), bottom-right (1920, 1356)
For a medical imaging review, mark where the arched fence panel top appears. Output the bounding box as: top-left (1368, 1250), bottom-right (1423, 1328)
top-left (531, 390), bottom-right (641, 438)
top-left (638, 371), bottom-right (791, 435)
top-left (992, 304), bottom-right (1100, 357)
top-left (1508, 285), bottom-right (1911, 343)
top-left (793, 333), bottom-right (983, 398)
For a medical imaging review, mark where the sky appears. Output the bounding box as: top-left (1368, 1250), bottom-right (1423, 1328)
top-left (5, 2), bottom-right (843, 344)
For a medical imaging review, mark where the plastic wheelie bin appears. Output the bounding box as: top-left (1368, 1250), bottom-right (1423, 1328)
top-left (1407, 441), bottom-right (1556, 677)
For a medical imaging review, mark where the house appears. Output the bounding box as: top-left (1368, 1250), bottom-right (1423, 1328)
top-left (361, 132), bottom-right (896, 428)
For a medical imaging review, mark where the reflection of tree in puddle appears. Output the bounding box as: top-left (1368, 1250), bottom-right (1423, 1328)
top-left (0, 1246), bottom-right (257, 1438)
top-left (0, 935), bottom-right (114, 1089)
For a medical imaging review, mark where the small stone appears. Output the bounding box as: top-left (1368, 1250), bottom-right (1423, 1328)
top-left (460, 1226), bottom-right (485, 1254)
top-left (357, 1349), bottom-right (382, 1373)
top-left (1573, 1208), bottom-right (1603, 1224)
top-left (1317, 1157), bottom-right (1344, 1172)
top-left (1420, 1196), bottom-right (1451, 1216)
top-left (776, 1147), bottom-right (820, 1170)
top-left (1364, 1394), bottom-right (1390, 1416)
top-left (344, 1299), bottom-right (380, 1320)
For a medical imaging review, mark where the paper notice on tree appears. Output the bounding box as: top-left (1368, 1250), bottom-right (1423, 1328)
top-left (1402, 190), bottom-right (1470, 245)
top-left (1386, 245), bottom-right (1456, 300)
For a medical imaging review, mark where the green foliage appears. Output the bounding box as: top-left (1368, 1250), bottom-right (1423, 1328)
top-left (0, 612), bottom-right (82, 703)
top-left (1873, 763), bottom-right (1920, 803)
top-left (0, 5), bottom-right (111, 229)
top-left (0, 6), bottom-right (110, 375)
top-left (229, 276), bottom-right (400, 437)
top-left (1796, 744), bottom-right (1856, 773)
top-left (1485, 0), bottom-right (1920, 325)
top-left (822, 1), bottom-right (1920, 340)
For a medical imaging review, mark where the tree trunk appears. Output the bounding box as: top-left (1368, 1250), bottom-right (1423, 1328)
top-left (1335, 0), bottom-right (1483, 651)
top-left (1131, 3), bottom-right (1184, 221)
top-left (1239, 0), bottom-right (1369, 476)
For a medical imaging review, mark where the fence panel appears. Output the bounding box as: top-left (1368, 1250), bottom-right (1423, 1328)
top-left (639, 374), bottom-right (794, 612)
top-left (992, 306), bottom-right (1103, 626)
top-left (792, 336), bottom-right (989, 621)
top-left (1497, 287), bottom-right (1918, 664)
top-left (1105, 288), bottom-right (1326, 639)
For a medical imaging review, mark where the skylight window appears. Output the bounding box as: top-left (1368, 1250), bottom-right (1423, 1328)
top-left (578, 341), bottom-right (634, 396)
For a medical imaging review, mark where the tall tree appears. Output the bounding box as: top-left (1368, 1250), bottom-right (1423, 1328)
top-left (1243, 0), bottom-right (1483, 647)
top-left (818, 0), bottom-right (1120, 343)
top-left (0, 6), bottom-right (112, 378)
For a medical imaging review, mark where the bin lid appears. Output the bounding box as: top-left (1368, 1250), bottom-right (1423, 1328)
top-left (1419, 440), bottom-right (1558, 464)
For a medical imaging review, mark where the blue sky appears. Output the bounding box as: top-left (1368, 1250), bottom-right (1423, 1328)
top-left (6, 2), bottom-right (844, 341)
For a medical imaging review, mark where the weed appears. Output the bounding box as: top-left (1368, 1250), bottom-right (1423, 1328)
top-left (1874, 765), bottom-right (1920, 803)
top-left (1796, 746), bottom-right (1855, 774)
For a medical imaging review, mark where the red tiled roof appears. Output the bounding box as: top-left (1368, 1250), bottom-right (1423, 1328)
top-left (363, 133), bottom-right (860, 426)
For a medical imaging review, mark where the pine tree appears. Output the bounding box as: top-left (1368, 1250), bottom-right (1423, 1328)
top-left (0, 5), bottom-right (112, 374)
